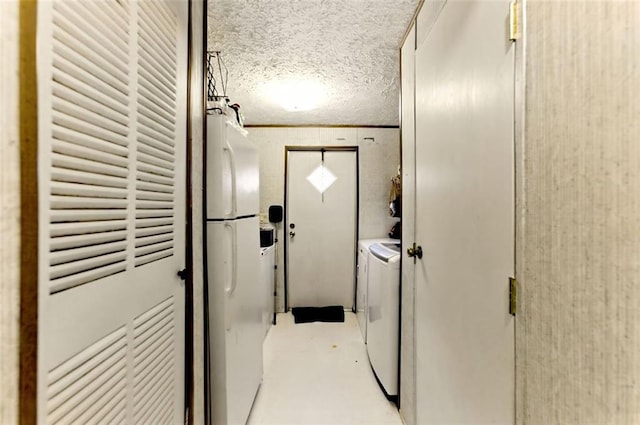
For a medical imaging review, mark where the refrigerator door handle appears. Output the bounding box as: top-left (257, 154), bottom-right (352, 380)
top-left (225, 223), bottom-right (239, 297)
top-left (224, 223), bottom-right (238, 332)
top-left (224, 141), bottom-right (238, 217)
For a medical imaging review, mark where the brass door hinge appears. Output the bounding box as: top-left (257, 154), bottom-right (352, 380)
top-left (509, 0), bottom-right (520, 41)
top-left (509, 277), bottom-right (518, 316)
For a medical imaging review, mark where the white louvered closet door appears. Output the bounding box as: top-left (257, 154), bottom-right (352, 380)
top-left (36, 1), bottom-right (188, 424)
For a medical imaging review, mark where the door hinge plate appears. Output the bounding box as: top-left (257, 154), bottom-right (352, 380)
top-left (509, 0), bottom-right (520, 41)
top-left (509, 277), bottom-right (517, 316)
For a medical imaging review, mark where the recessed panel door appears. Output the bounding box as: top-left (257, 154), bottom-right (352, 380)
top-left (414, 1), bottom-right (515, 423)
top-left (286, 149), bottom-right (357, 309)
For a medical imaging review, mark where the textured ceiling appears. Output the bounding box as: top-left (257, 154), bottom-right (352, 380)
top-left (207, 0), bottom-right (420, 126)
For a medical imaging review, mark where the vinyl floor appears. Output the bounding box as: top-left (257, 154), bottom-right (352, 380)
top-left (247, 312), bottom-right (404, 425)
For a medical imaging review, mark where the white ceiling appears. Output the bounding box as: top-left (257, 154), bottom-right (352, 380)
top-left (207, 0), bottom-right (420, 126)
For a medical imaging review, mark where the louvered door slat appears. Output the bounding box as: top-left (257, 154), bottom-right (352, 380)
top-left (50, 209), bottom-right (127, 223)
top-left (138, 112), bottom-right (175, 140)
top-left (138, 97), bottom-right (176, 128)
top-left (46, 327), bottom-right (127, 424)
top-left (47, 352), bottom-right (127, 415)
top-left (136, 171), bottom-right (173, 186)
top-left (49, 238), bottom-right (127, 264)
top-left (51, 30), bottom-right (128, 87)
top-left (136, 210), bottom-right (173, 219)
top-left (94, 397), bottom-right (127, 425)
top-left (59, 0), bottom-right (130, 46)
top-left (136, 180), bottom-right (173, 193)
top-left (136, 202), bottom-right (173, 212)
top-left (56, 1), bottom-right (128, 56)
top-left (136, 235), bottom-right (173, 251)
top-left (138, 4), bottom-right (176, 64)
top-left (134, 313), bottom-right (173, 349)
top-left (73, 383), bottom-right (127, 425)
top-left (134, 217), bottom-right (173, 229)
top-left (135, 371), bottom-right (174, 423)
top-left (52, 169), bottom-right (128, 189)
top-left (50, 231), bottom-right (127, 251)
top-left (138, 46), bottom-right (176, 94)
top-left (52, 42), bottom-right (129, 98)
top-left (147, 387), bottom-right (175, 425)
top-left (137, 131), bottom-right (175, 155)
top-left (136, 144), bottom-right (174, 166)
top-left (52, 153), bottom-right (128, 179)
top-left (142, 0), bottom-right (177, 38)
top-left (50, 250), bottom-right (127, 278)
top-left (53, 111), bottom-right (129, 148)
top-left (137, 163), bottom-right (174, 179)
top-left (136, 251), bottom-right (174, 267)
top-left (50, 196), bottom-right (128, 210)
top-left (53, 4), bottom-right (128, 65)
top-left (139, 64), bottom-right (176, 102)
top-left (135, 225), bottom-right (173, 239)
top-left (134, 339), bottom-right (174, 383)
top-left (48, 262), bottom-right (126, 293)
top-left (52, 128), bottom-right (129, 160)
top-left (53, 82), bottom-right (128, 126)
top-left (101, 0), bottom-right (129, 22)
top-left (132, 297), bottom-right (176, 423)
top-left (53, 97), bottom-right (128, 137)
top-left (136, 189), bottom-right (173, 202)
top-left (137, 151), bottom-right (174, 171)
top-left (51, 181), bottom-right (127, 199)
top-left (136, 0), bottom-right (177, 273)
top-left (51, 220), bottom-right (126, 237)
top-left (136, 242), bottom-right (173, 257)
top-left (138, 105), bottom-right (175, 136)
top-left (138, 76), bottom-right (176, 111)
top-left (52, 70), bottom-right (129, 116)
top-left (49, 365), bottom-right (127, 424)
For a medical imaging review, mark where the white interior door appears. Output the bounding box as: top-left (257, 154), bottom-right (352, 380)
top-left (286, 149), bottom-right (357, 309)
top-left (37, 1), bottom-right (188, 423)
top-left (400, 22), bottom-right (417, 425)
top-left (414, 1), bottom-right (515, 424)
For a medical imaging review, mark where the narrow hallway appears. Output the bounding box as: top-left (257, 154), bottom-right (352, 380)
top-left (247, 313), bottom-right (403, 425)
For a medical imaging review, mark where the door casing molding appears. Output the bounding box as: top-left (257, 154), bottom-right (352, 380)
top-left (283, 146), bottom-right (360, 311)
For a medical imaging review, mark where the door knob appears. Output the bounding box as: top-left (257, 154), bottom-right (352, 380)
top-left (289, 231), bottom-right (295, 238)
top-left (407, 244), bottom-right (423, 259)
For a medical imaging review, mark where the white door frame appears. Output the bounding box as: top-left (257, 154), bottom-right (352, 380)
top-left (283, 146), bottom-right (359, 311)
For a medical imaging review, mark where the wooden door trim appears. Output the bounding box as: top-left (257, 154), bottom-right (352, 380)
top-left (283, 146), bottom-right (360, 311)
top-left (19, 1), bottom-right (39, 423)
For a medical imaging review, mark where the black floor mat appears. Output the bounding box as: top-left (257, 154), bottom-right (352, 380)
top-left (291, 306), bottom-right (345, 323)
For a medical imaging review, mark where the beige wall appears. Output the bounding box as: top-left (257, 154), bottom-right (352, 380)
top-left (516, 2), bottom-right (640, 424)
top-left (1, 1), bottom-right (21, 424)
top-left (248, 127), bottom-right (400, 312)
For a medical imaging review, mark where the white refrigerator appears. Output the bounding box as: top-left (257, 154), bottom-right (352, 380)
top-left (206, 113), bottom-right (263, 425)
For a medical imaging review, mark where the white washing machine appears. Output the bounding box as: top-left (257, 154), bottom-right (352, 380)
top-left (366, 241), bottom-right (401, 397)
top-left (356, 238), bottom-right (399, 343)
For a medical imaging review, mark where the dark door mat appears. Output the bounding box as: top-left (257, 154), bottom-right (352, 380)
top-left (291, 306), bottom-right (345, 323)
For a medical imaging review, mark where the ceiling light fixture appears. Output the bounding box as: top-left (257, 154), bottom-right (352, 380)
top-left (261, 79), bottom-right (326, 112)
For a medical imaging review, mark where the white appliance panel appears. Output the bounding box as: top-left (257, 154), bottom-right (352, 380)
top-left (366, 250), bottom-right (400, 396)
top-left (206, 114), bottom-right (259, 219)
top-left (207, 216), bottom-right (263, 425)
top-left (357, 238), bottom-right (399, 343)
top-left (260, 245), bottom-right (275, 338)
